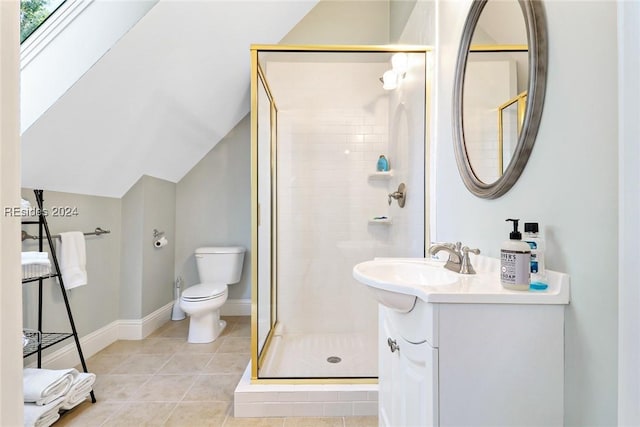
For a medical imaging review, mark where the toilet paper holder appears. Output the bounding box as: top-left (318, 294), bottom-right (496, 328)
top-left (153, 229), bottom-right (168, 248)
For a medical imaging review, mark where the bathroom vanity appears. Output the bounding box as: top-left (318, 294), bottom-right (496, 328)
top-left (354, 256), bottom-right (570, 427)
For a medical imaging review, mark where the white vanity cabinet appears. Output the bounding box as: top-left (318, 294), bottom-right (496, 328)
top-left (378, 299), bottom-right (564, 427)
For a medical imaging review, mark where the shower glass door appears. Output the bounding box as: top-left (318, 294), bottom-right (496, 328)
top-left (252, 46), bottom-right (429, 381)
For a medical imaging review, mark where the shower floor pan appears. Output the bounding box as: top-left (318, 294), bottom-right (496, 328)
top-left (259, 332), bottom-right (377, 378)
top-left (234, 332), bottom-right (378, 417)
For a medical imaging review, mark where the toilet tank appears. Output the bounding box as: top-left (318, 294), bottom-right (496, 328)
top-left (195, 247), bottom-right (245, 284)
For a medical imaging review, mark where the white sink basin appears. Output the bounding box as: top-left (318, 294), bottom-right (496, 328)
top-left (353, 260), bottom-right (459, 312)
top-left (353, 256), bottom-right (571, 307)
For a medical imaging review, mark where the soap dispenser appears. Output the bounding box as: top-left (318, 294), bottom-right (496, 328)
top-left (501, 218), bottom-right (531, 291)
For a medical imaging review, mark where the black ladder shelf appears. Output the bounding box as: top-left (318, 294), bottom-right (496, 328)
top-left (22, 189), bottom-right (96, 404)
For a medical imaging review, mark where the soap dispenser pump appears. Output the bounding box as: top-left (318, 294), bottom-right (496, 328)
top-left (500, 218), bottom-right (531, 291)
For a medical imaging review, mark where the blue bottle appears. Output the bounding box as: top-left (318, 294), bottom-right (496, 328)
top-left (377, 155), bottom-right (389, 172)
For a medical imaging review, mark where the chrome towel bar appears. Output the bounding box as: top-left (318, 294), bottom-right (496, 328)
top-left (21, 227), bottom-right (111, 242)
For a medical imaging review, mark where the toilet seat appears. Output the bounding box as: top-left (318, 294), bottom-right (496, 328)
top-left (182, 283), bottom-right (226, 301)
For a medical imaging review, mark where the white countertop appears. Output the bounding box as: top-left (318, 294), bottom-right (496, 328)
top-left (354, 255), bottom-right (570, 305)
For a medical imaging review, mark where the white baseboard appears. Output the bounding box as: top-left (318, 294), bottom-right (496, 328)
top-left (221, 298), bottom-right (251, 316)
top-left (28, 320), bottom-right (120, 370)
top-left (119, 302), bottom-right (174, 340)
top-left (32, 302), bottom-right (174, 369)
top-left (30, 300), bottom-right (250, 370)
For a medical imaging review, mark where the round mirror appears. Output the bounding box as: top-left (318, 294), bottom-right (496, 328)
top-left (452, 0), bottom-right (548, 199)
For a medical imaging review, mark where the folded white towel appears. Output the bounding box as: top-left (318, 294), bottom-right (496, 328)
top-left (21, 198), bottom-right (32, 210)
top-left (60, 372), bottom-right (96, 410)
top-left (21, 251), bottom-right (48, 259)
top-left (21, 252), bottom-right (50, 264)
top-left (23, 368), bottom-right (78, 406)
top-left (57, 232), bottom-right (87, 289)
top-left (21, 259), bottom-right (51, 265)
top-left (23, 396), bottom-right (64, 427)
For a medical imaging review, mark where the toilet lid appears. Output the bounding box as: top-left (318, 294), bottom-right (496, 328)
top-left (182, 283), bottom-right (226, 301)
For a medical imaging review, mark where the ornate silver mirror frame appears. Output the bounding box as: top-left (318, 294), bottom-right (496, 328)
top-left (452, 0), bottom-right (548, 199)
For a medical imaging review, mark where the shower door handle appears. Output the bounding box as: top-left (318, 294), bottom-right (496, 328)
top-left (387, 337), bottom-right (400, 353)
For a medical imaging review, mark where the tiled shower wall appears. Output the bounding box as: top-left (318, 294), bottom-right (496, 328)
top-left (277, 105), bottom-right (390, 336)
top-left (273, 56), bottom-right (427, 339)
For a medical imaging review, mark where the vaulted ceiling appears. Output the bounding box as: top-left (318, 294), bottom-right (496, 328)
top-left (21, 1), bottom-right (317, 197)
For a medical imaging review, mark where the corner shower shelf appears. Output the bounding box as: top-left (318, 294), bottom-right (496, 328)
top-left (368, 170), bottom-right (393, 180)
top-left (369, 217), bottom-right (393, 224)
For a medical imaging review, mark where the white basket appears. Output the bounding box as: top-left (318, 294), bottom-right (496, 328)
top-left (22, 263), bottom-right (51, 279)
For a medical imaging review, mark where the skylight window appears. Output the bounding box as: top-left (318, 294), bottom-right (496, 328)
top-left (20, 0), bottom-right (66, 43)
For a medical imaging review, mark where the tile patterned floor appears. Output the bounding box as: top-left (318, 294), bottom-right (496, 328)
top-left (56, 317), bottom-right (378, 427)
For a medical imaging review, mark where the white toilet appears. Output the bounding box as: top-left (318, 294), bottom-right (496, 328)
top-left (179, 246), bottom-right (245, 343)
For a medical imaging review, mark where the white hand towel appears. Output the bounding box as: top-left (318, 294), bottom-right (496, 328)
top-left (60, 372), bottom-right (96, 410)
top-left (23, 368), bottom-right (78, 406)
top-left (57, 232), bottom-right (87, 289)
top-left (23, 396), bottom-right (64, 427)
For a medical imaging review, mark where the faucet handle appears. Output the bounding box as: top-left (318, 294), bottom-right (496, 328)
top-left (462, 246), bottom-right (480, 255)
top-left (460, 246), bottom-right (480, 274)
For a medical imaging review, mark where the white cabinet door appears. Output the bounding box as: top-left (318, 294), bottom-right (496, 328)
top-left (398, 338), bottom-right (437, 427)
top-left (380, 307), bottom-right (438, 427)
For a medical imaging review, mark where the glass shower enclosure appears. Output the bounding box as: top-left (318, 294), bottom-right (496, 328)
top-left (251, 46), bottom-right (430, 382)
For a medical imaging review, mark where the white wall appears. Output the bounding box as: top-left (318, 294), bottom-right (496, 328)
top-left (617, 0), bottom-right (640, 424)
top-left (21, 1), bottom-right (318, 198)
top-left (390, 0), bottom-right (418, 42)
top-left (20, 0), bottom-right (158, 133)
top-left (0, 2), bottom-right (24, 424)
top-left (281, 0), bottom-right (389, 45)
top-left (401, 0), bottom-right (619, 424)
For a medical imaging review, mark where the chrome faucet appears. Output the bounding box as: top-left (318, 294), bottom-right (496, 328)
top-left (429, 242), bottom-right (480, 274)
top-left (429, 242), bottom-right (462, 271)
